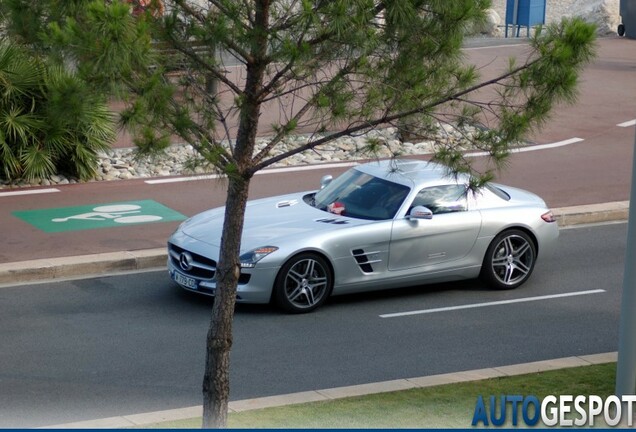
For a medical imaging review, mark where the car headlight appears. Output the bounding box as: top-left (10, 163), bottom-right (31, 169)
top-left (239, 246), bottom-right (279, 268)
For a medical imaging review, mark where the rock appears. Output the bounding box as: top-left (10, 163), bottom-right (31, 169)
top-left (484, 9), bottom-right (502, 35)
top-left (466, 8), bottom-right (501, 36)
top-left (119, 171), bottom-right (134, 180)
top-left (566, 0), bottom-right (620, 35)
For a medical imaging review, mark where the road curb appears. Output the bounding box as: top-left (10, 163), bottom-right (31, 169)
top-left (41, 352), bottom-right (617, 429)
top-left (553, 201), bottom-right (629, 227)
top-left (0, 202), bottom-right (628, 286)
top-left (0, 248), bottom-right (167, 286)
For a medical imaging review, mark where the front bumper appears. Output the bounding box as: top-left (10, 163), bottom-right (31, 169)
top-left (167, 247), bottom-right (279, 304)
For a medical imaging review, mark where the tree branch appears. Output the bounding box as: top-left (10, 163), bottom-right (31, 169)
top-left (249, 56), bottom-right (542, 174)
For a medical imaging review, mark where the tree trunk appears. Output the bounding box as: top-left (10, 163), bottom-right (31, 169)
top-left (201, 1), bottom-right (269, 427)
top-left (201, 175), bottom-right (250, 428)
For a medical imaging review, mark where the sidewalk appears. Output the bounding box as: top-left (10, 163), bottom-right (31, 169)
top-left (43, 351), bottom-right (618, 429)
top-left (0, 200), bottom-right (628, 286)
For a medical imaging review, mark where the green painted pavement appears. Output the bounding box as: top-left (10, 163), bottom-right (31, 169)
top-left (13, 200), bottom-right (187, 233)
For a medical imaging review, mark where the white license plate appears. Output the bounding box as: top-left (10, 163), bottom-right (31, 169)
top-left (172, 271), bottom-right (198, 290)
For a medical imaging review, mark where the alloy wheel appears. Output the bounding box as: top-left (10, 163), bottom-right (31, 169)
top-left (275, 253), bottom-right (332, 313)
top-left (490, 234), bottom-right (535, 286)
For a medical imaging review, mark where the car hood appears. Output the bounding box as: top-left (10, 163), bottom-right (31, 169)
top-left (180, 192), bottom-right (364, 249)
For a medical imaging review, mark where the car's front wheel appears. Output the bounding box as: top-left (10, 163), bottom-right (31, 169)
top-left (273, 253), bottom-right (333, 313)
top-left (481, 229), bottom-right (536, 289)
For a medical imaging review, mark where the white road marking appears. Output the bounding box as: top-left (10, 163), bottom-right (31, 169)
top-left (145, 174), bottom-right (223, 184)
top-left (379, 289), bottom-right (606, 319)
top-left (617, 119), bottom-right (636, 127)
top-left (145, 137), bottom-right (585, 185)
top-left (464, 43), bottom-right (529, 51)
top-left (465, 137), bottom-right (584, 158)
top-left (144, 161), bottom-right (359, 185)
top-left (0, 188), bottom-right (60, 197)
top-left (254, 161), bottom-right (359, 175)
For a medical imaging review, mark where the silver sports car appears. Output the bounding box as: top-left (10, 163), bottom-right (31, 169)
top-left (168, 159), bottom-right (558, 313)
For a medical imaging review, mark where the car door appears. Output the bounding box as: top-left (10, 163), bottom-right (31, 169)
top-left (388, 184), bottom-right (481, 271)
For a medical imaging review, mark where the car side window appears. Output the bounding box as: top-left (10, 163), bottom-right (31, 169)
top-left (410, 185), bottom-right (468, 215)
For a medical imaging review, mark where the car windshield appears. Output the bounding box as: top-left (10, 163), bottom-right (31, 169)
top-left (313, 169), bottom-right (410, 220)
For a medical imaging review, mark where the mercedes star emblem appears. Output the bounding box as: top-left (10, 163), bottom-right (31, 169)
top-left (179, 252), bottom-right (193, 272)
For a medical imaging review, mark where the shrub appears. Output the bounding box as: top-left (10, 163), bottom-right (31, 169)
top-left (0, 40), bottom-right (115, 182)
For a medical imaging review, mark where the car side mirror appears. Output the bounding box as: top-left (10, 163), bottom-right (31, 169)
top-left (320, 175), bottom-right (333, 189)
top-left (408, 206), bottom-right (433, 220)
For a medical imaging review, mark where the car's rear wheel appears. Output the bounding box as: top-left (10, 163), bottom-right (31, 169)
top-left (273, 253), bottom-right (333, 313)
top-left (481, 229), bottom-right (536, 289)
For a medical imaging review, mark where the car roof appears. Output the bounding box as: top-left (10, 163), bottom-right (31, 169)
top-left (355, 159), bottom-right (469, 188)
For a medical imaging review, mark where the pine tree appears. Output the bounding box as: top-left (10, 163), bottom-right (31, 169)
top-left (0, 0), bottom-right (597, 427)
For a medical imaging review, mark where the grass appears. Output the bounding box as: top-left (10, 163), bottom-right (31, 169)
top-left (140, 363), bottom-right (619, 428)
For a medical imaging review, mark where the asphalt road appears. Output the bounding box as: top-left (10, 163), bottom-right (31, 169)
top-left (0, 222), bottom-right (625, 428)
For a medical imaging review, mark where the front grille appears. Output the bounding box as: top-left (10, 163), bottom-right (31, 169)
top-left (168, 243), bottom-right (252, 284)
top-left (168, 243), bottom-right (216, 279)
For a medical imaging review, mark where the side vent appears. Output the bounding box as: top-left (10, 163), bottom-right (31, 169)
top-left (315, 218), bottom-right (349, 225)
top-left (276, 200), bottom-right (298, 208)
top-left (351, 249), bottom-right (382, 273)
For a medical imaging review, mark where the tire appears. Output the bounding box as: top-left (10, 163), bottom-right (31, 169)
top-left (273, 253), bottom-right (333, 313)
top-left (480, 229), bottom-right (536, 290)
top-left (618, 24), bottom-right (625, 37)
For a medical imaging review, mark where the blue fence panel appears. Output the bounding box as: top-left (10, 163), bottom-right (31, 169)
top-left (505, 0), bottom-right (546, 37)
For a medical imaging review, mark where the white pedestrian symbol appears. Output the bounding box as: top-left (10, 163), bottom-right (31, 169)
top-left (52, 204), bottom-right (163, 224)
